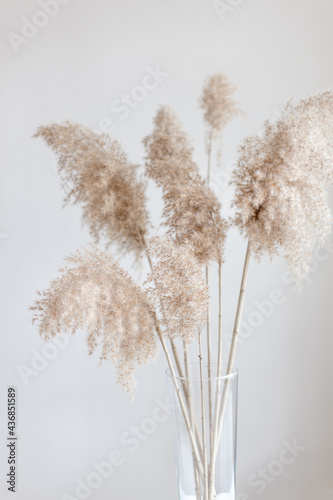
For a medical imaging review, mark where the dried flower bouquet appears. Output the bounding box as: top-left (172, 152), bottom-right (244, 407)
top-left (31, 74), bottom-right (333, 500)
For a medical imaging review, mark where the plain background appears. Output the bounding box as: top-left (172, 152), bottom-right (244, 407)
top-left (1, 0), bottom-right (333, 499)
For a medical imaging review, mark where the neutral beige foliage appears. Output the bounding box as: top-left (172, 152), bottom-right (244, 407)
top-left (30, 246), bottom-right (157, 394)
top-left (143, 106), bottom-right (228, 263)
top-left (233, 91), bottom-right (333, 285)
top-left (200, 73), bottom-right (240, 144)
top-left (147, 237), bottom-right (209, 346)
top-left (143, 106), bottom-right (196, 182)
top-left (35, 122), bottom-right (148, 258)
top-left (30, 76), bottom-right (333, 496)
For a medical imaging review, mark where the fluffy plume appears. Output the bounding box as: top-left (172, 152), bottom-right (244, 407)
top-left (146, 237), bottom-right (209, 346)
top-left (233, 91), bottom-right (333, 286)
top-left (143, 106), bottom-right (228, 263)
top-left (30, 246), bottom-right (157, 394)
top-left (35, 122), bottom-right (148, 257)
top-left (200, 73), bottom-right (240, 145)
top-left (143, 106), bottom-right (198, 184)
top-left (163, 181), bottom-right (227, 263)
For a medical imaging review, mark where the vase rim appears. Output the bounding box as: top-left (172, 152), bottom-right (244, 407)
top-left (165, 363), bottom-right (238, 382)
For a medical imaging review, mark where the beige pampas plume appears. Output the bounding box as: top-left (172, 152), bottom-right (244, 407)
top-left (143, 106), bottom-right (228, 263)
top-left (164, 181), bottom-right (227, 264)
top-left (199, 73), bottom-right (240, 148)
top-left (146, 237), bottom-right (209, 346)
top-left (233, 91), bottom-right (333, 286)
top-left (143, 106), bottom-right (197, 185)
top-left (30, 246), bottom-right (157, 394)
top-left (35, 122), bottom-right (148, 258)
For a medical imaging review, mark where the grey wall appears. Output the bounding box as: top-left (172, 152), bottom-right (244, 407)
top-left (1, 1), bottom-right (333, 499)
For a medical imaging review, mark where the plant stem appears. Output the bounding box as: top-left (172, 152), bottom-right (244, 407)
top-left (198, 331), bottom-right (208, 499)
top-left (223, 241), bottom-right (251, 401)
top-left (206, 130), bottom-right (213, 187)
top-left (172, 338), bottom-right (205, 463)
top-left (208, 242), bottom-right (251, 500)
top-left (184, 346), bottom-right (201, 500)
top-left (155, 320), bottom-right (205, 481)
top-left (142, 233), bottom-right (205, 476)
top-left (206, 131), bottom-right (214, 454)
top-left (171, 339), bottom-right (183, 379)
top-left (217, 257), bottom-right (223, 378)
top-left (208, 257), bottom-right (223, 497)
top-left (142, 233), bottom-right (185, 385)
top-left (206, 265), bottom-right (213, 451)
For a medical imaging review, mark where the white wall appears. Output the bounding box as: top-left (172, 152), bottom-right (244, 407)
top-left (1, 1), bottom-right (333, 499)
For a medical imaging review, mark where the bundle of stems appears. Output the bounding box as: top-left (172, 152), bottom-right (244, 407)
top-left (31, 75), bottom-right (333, 499)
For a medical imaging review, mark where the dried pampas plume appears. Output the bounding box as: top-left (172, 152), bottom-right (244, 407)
top-left (143, 106), bottom-right (228, 263)
top-left (165, 181), bottom-right (227, 264)
top-left (143, 106), bottom-right (198, 185)
top-left (200, 73), bottom-right (240, 148)
top-left (146, 237), bottom-right (209, 346)
top-left (30, 246), bottom-right (157, 394)
top-left (35, 122), bottom-right (148, 258)
top-left (233, 91), bottom-right (333, 286)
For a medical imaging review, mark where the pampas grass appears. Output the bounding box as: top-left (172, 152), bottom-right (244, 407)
top-left (147, 236), bottom-right (209, 346)
top-left (35, 122), bottom-right (148, 257)
top-left (31, 246), bottom-right (157, 394)
top-left (143, 106), bottom-right (228, 263)
top-left (31, 75), bottom-right (333, 499)
top-left (233, 91), bottom-right (333, 286)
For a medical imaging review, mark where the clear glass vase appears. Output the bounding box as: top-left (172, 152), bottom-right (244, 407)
top-left (166, 364), bottom-right (238, 500)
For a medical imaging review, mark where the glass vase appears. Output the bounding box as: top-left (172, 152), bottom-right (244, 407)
top-left (166, 364), bottom-right (238, 500)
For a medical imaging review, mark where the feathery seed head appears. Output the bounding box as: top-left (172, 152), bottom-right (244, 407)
top-left (144, 107), bottom-right (228, 263)
top-left (200, 73), bottom-right (240, 141)
top-left (143, 105), bottom-right (197, 185)
top-left (30, 246), bottom-right (157, 395)
top-left (146, 237), bottom-right (209, 347)
top-left (233, 91), bottom-right (333, 286)
top-left (35, 122), bottom-right (148, 258)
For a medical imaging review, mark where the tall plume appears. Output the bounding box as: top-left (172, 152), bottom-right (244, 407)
top-left (35, 122), bottom-right (148, 258)
top-left (143, 106), bottom-right (228, 263)
top-left (30, 246), bottom-right (157, 395)
top-left (199, 73), bottom-right (240, 150)
top-left (233, 91), bottom-right (333, 286)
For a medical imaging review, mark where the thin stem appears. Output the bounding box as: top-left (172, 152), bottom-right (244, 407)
top-left (224, 241), bottom-right (251, 387)
top-left (217, 257), bottom-right (223, 378)
top-left (184, 346), bottom-right (201, 500)
top-left (155, 320), bottom-right (205, 481)
top-left (208, 257), bottom-right (223, 498)
top-left (171, 339), bottom-right (183, 378)
top-left (206, 130), bottom-right (213, 187)
top-left (172, 338), bottom-right (205, 463)
top-left (206, 265), bottom-right (213, 451)
top-left (208, 242), bottom-right (251, 500)
top-left (206, 132), bottom-right (214, 455)
top-left (198, 331), bottom-right (208, 499)
top-left (143, 233), bottom-right (185, 385)
top-left (142, 232), bottom-right (205, 473)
